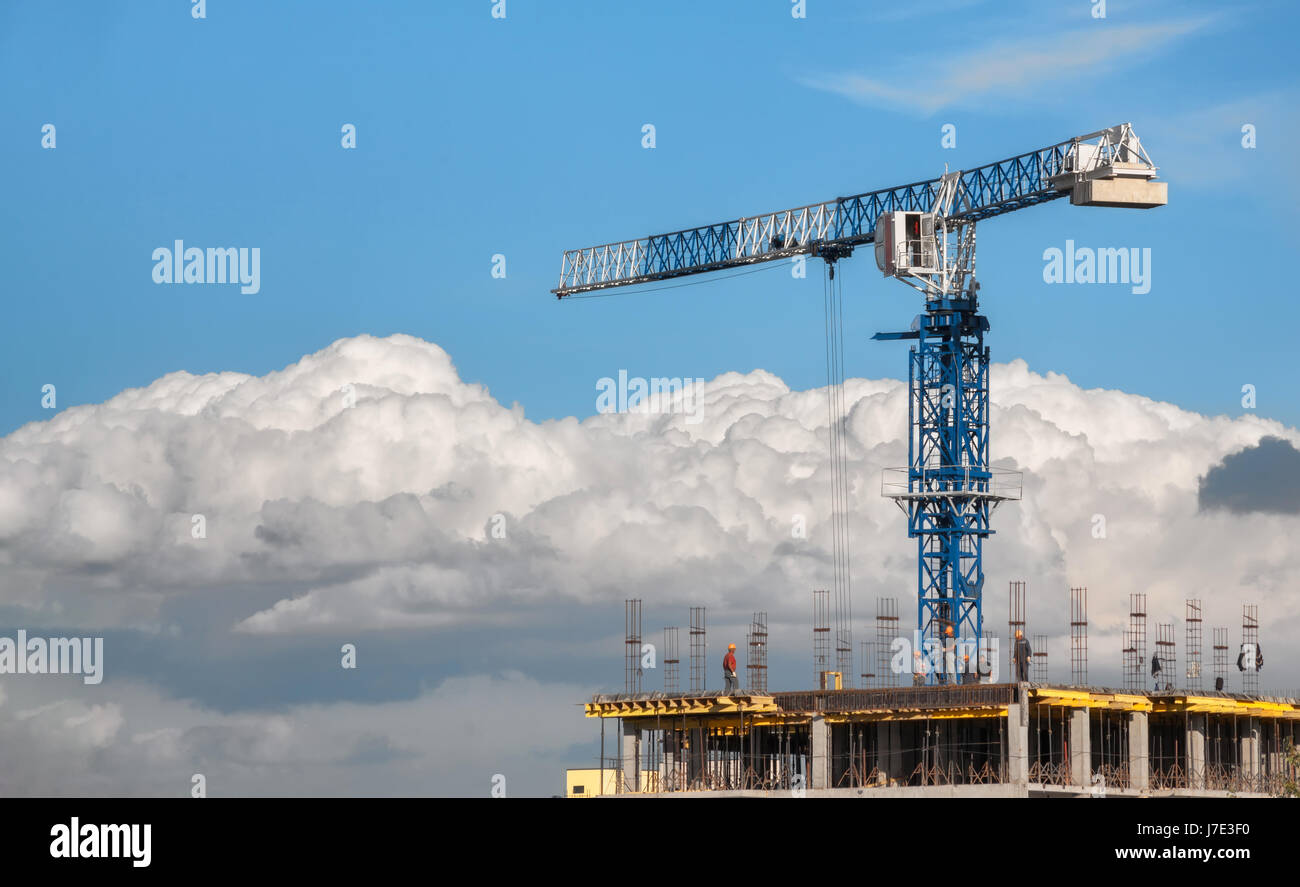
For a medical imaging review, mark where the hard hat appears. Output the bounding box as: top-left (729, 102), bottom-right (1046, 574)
top-left (728, 643), bottom-right (736, 650)
top-left (1016, 629), bottom-right (1023, 638)
top-left (944, 626), bottom-right (954, 636)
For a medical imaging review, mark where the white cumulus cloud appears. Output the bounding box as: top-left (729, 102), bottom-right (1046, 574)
top-left (0, 333), bottom-right (1298, 795)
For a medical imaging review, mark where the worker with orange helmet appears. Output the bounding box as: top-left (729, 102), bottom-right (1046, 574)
top-left (1012, 629), bottom-right (1033, 684)
top-left (941, 624), bottom-right (957, 684)
top-left (722, 643), bottom-right (739, 694)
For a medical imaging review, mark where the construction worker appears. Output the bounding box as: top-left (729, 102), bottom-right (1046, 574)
top-left (941, 625), bottom-right (957, 684)
top-left (1012, 630), bottom-right (1032, 683)
top-left (722, 643), bottom-right (739, 694)
top-left (912, 649), bottom-right (928, 686)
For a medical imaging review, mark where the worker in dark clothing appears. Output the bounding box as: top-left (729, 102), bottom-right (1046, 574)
top-left (1214, 676), bottom-right (1225, 691)
top-left (1012, 630), bottom-right (1032, 683)
top-left (1151, 653), bottom-right (1163, 690)
top-left (722, 643), bottom-right (739, 694)
top-left (961, 653), bottom-right (977, 684)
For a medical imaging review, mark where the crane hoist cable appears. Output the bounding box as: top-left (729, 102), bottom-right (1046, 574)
top-left (822, 259), bottom-right (852, 679)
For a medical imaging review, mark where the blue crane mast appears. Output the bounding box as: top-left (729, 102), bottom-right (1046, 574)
top-left (553, 124), bottom-right (1165, 684)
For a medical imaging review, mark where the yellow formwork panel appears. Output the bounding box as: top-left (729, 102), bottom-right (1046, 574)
top-left (584, 694), bottom-right (779, 719)
top-left (824, 707), bottom-right (1008, 723)
top-left (1030, 687), bottom-right (1300, 719)
top-left (1031, 688), bottom-right (1152, 711)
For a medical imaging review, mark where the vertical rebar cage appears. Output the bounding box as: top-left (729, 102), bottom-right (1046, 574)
top-left (625, 599), bottom-right (642, 695)
top-left (813, 589), bottom-right (830, 687)
top-left (1242, 604), bottom-right (1260, 695)
top-left (747, 611), bottom-right (768, 694)
top-left (1070, 586), bottom-right (1088, 686)
top-left (663, 626), bottom-right (680, 694)
top-left (1185, 599), bottom-right (1202, 692)
top-left (689, 607), bottom-right (706, 694)
top-left (876, 597), bottom-right (899, 688)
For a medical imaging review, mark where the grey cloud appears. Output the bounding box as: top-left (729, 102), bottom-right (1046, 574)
top-left (1199, 436), bottom-right (1300, 515)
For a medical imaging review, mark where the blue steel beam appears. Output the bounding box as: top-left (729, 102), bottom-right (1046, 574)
top-left (553, 138), bottom-right (1074, 296)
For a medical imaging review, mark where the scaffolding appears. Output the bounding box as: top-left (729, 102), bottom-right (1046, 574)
top-left (625, 599), bottom-right (642, 694)
top-left (747, 611), bottom-right (768, 694)
top-left (1185, 599), bottom-right (1202, 692)
top-left (1243, 604), bottom-right (1259, 695)
top-left (1070, 586), bottom-right (1087, 686)
top-left (1123, 593), bottom-right (1147, 691)
top-left (1032, 634), bottom-right (1047, 684)
top-left (1155, 622), bottom-right (1175, 692)
top-left (1213, 627), bottom-right (1228, 691)
top-left (663, 626), bottom-right (680, 694)
top-left (689, 607), bottom-right (706, 694)
top-left (813, 589), bottom-right (831, 687)
top-left (876, 597), bottom-right (899, 688)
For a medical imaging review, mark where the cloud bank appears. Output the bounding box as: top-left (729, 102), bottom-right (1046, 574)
top-left (1, 333), bottom-right (1297, 794)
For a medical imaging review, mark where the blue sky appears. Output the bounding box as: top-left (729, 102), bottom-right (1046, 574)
top-left (1, 1), bottom-right (1298, 798)
top-left (1, 0), bottom-right (1297, 435)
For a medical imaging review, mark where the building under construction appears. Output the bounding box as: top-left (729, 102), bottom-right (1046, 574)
top-left (574, 683), bottom-right (1300, 797)
top-left (553, 126), bottom-right (1296, 798)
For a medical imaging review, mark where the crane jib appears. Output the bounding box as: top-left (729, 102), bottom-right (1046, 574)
top-left (552, 125), bottom-right (1160, 297)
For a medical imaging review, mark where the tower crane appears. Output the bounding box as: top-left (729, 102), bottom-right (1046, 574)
top-left (552, 124), bottom-right (1166, 684)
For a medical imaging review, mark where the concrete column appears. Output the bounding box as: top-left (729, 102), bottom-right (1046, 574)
top-left (811, 715), bottom-right (830, 790)
top-left (1240, 717), bottom-right (1260, 782)
top-left (889, 722), bottom-right (902, 783)
top-left (875, 721), bottom-right (891, 784)
top-left (933, 721), bottom-right (947, 778)
top-left (662, 730), bottom-right (676, 790)
top-left (688, 726), bottom-right (705, 785)
top-left (621, 720), bottom-right (640, 793)
top-left (1007, 703), bottom-right (1029, 785)
top-left (1069, 708), bottom-right (1091, 787)
top-left (1264, 723), bottom-right (1282, 777)
top-left (1186, 714), bottom-right (1206, 790)
top-left (1128, 711), bottom-right (1149, 792)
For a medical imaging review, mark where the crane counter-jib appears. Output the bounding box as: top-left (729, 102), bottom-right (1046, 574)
top-left (552, 122), bottom-right (1164, 297)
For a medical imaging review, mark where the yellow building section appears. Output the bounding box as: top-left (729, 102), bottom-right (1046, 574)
top-left (566, 768), bottom-right (656, 798)
top-left (582, 686), bottom-right (1300, 725)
